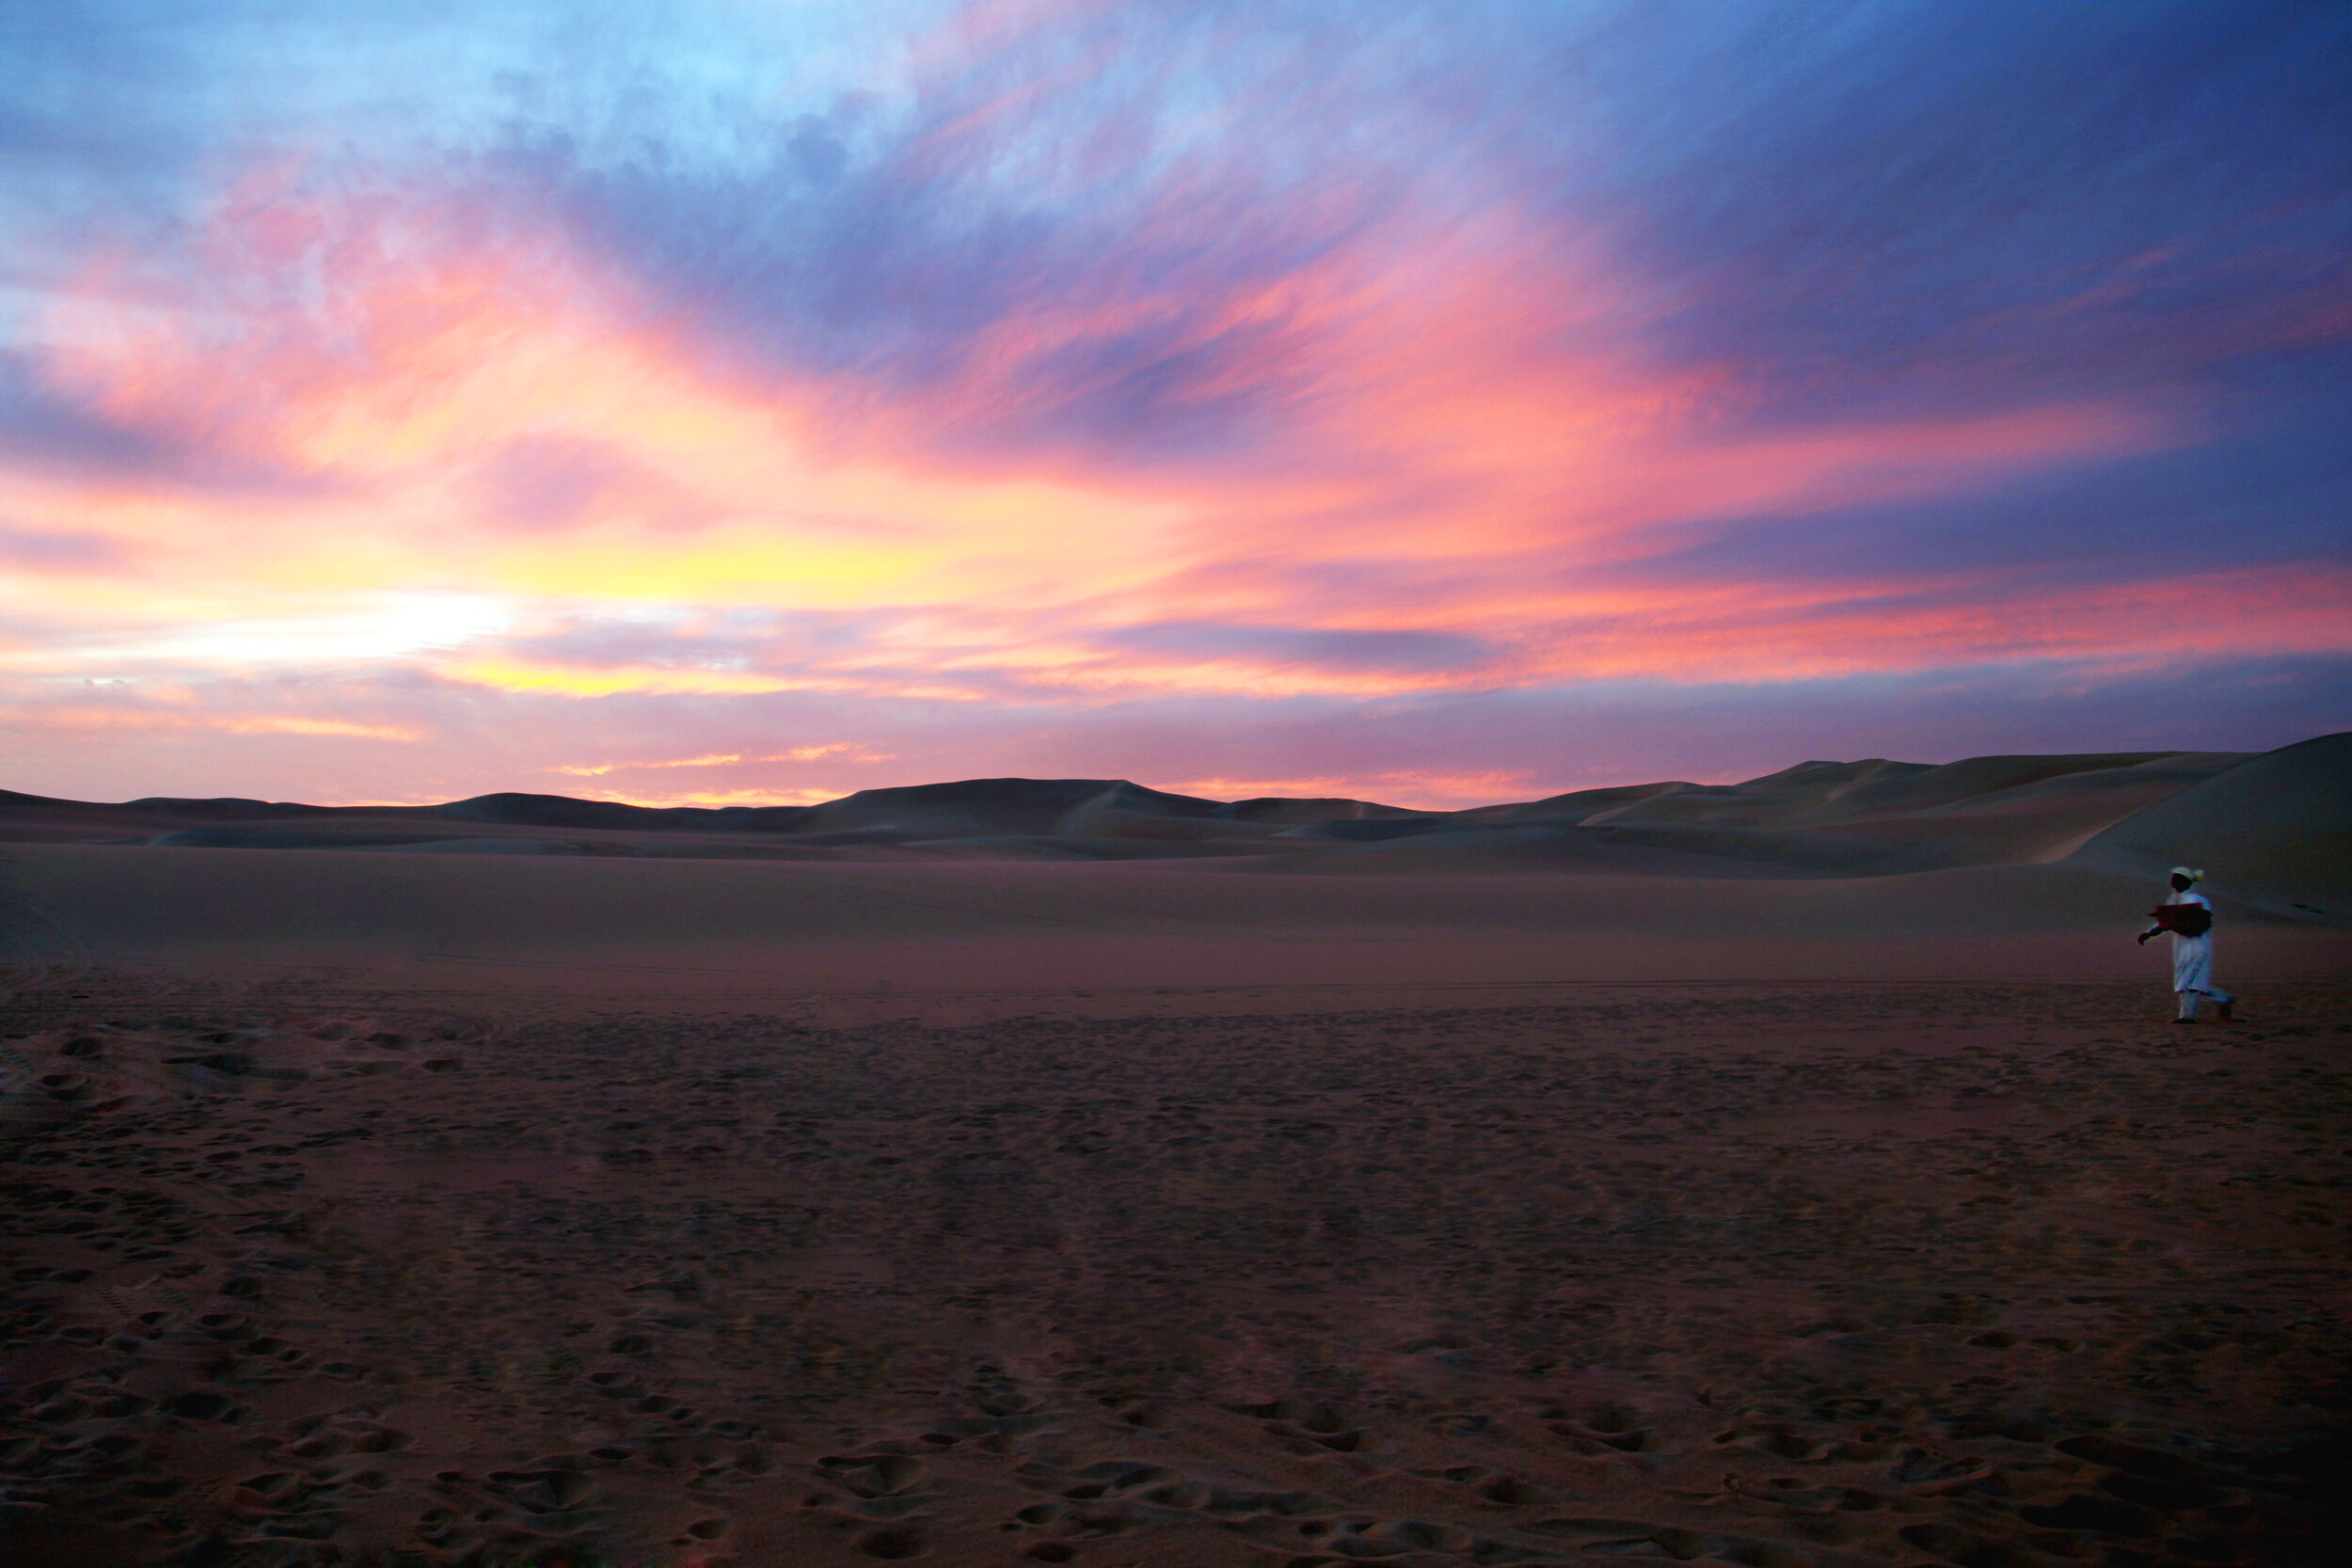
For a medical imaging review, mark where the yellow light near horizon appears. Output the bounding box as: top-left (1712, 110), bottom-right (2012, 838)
top-left (441, 657), bottom-right (819, 697)
top-left (223, 718), bottom-right (420, 740)
top-left (472, 527), bottom-right (931, 606)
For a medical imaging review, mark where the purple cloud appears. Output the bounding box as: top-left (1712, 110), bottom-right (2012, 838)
top-left (0, 523), bottom-right (135, 573)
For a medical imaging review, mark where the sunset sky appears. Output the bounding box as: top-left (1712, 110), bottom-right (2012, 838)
top-left (4, 1), bottom-right (2348, 808)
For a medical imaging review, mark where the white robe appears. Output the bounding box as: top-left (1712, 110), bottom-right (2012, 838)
top-left (2164, 890), bottom-right (2217, 994)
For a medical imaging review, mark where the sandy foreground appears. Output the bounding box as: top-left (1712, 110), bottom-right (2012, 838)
top-left (3, 850), bottom-right (2350, 1568)
top-left (4, 981), bottom-right (2349, 1568)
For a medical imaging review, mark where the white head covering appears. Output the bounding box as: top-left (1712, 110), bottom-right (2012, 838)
top-left (2169, 865), bottom-right (2204, 882)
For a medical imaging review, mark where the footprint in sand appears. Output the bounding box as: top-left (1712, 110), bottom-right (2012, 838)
top-left (1231, 1397), bottom-right (1379, 1455)
top-left (1048, 1458), bottom-right (1183, 1499)
top-left (812, 1452), bottom-right (940, 1521)
top-left (1538, 1401), bottom-right (1665, 1456)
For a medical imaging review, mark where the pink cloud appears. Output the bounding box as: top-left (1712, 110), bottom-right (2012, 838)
top-left (0, 130), bottom-right (2343, 806)
top-left (0, 525), bottom-right (139, 574)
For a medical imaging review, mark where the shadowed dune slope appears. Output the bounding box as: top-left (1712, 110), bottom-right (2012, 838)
top-left (2070, 730), bottom-right (2352, 916)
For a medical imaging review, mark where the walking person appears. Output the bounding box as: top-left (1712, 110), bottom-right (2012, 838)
top-left (2138, 866), bottom-right (2236, 1024)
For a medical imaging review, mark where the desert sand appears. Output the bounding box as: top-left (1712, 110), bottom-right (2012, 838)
top-left (2, 736), bottom-right (2348, 1567)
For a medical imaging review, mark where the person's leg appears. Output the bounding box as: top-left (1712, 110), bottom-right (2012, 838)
top-left (2170, 936), bottom-right (2207, 1012)
top-left (2209, 984), bottom-right (2236, 1021)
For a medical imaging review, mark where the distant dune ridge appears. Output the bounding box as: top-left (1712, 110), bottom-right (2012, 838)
top-left (4, 733), bottom-right (2344, 902)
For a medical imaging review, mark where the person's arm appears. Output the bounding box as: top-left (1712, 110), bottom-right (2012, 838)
top-left (2138, 923), bottom-right (2163, 944)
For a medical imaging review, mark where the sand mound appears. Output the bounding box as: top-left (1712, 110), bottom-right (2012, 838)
top-left (427, 791), bottom-right (814, 832)
top-left (1246, 748), bottom-right (2259, 878)
top-left (2070, 730), bottom-right (2352, 918)
top-left (802, 778), bottom-right (1217, 840)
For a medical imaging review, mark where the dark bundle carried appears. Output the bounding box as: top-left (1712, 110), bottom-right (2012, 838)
top-left (2148, 903), bottom-right (2213, 937)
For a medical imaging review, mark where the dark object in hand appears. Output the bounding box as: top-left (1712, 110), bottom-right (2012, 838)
top-left (2148, 904), bottom-right (2212, 937)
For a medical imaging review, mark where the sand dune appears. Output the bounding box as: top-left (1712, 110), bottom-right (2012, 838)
top-left (2071, 731), bottom-right (2352, 917)
top-left (3, 736), bottom-right (2341, 891)
top-left (3, 734), bottom-right (2343, 1000)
